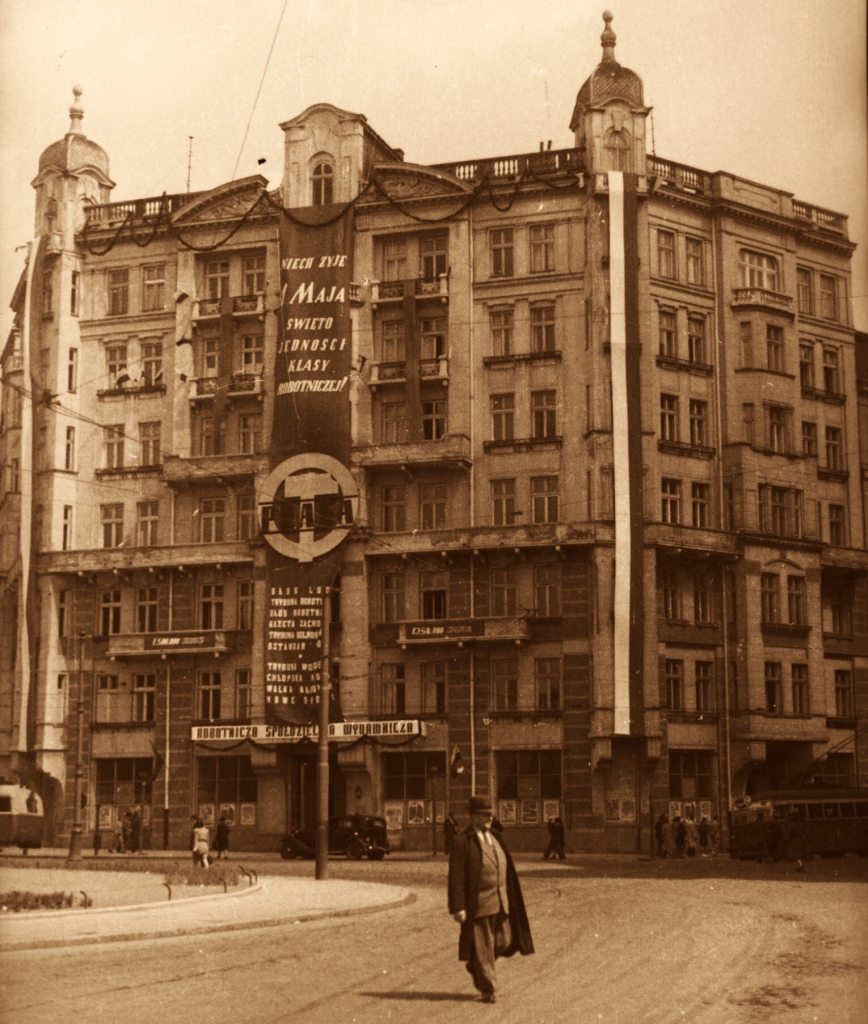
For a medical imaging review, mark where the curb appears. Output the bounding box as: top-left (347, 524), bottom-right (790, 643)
top-left (0, 888), bottom-right (415, 952)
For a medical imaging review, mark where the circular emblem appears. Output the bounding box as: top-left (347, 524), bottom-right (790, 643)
top-left (262, 453), bottom-right (358, 562)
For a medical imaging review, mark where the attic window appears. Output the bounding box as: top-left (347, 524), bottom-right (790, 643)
top-left (312, 162), bottom-right (334, 206)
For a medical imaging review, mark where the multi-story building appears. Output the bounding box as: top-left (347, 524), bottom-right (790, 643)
top-left (1, 15), bottom-right (865, 853)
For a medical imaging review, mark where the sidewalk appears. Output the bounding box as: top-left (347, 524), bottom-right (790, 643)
top-left (0, 856), bottom-right (412, 952)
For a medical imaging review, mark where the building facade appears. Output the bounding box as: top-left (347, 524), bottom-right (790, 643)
top-left (1, 17), bottom-right (865, 854)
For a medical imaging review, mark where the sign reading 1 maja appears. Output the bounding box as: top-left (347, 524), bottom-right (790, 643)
top-left (262, 203), bottom-right (357, 728)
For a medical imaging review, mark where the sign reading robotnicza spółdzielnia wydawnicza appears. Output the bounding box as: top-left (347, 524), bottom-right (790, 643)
top-left (261, 204), bottom-right (357, 727)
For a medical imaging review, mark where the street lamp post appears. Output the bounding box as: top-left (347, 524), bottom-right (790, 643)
top-left (67, 630), bottom-right (87, 861)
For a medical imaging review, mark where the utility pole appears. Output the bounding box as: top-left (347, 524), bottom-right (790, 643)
top-left (315, 594), bottom-right (331, 880)
top-left (67, 631), bottom-right (87, 861)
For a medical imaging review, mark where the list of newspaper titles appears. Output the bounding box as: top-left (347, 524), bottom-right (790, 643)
top-left (265, 585), bottom-right (327, 710)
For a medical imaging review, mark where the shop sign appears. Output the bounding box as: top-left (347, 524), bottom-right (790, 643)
top-left (191, 719), bottom-right (427, 743)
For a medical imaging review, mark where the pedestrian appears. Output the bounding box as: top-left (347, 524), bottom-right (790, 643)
top-left (543, 818), bottom-right (557, 860)
top-left (92, 830), bottom-right (102, 857)
top-left (130, 809), bottom-right (142, 854)
top-left (698, 816), bottom-right (709, 856)
top-left (121, 811), bottom-right (132, 854)
top-left (215, 815), bottom-right (231, 860)
top-left (654, 814), bottom-right (667, 858)
top-left (548, 817), bottom-right (566, 860)
top-left (113, 817), bottom-right (124, 853)
top-left (674, 816), bottom-right (685, 857)
top-left (708, 815), bottom-right (720, 857)
top-left (448, 795), bottom-right (534, 1003)
top-left (683, 815), bottom-right (697, 858)
top-left (444, 811), bottom-right (460, 857)
top-left (661, 817), bottom-right (676, 859)
top-left (192, 818), bottom-right (210, 868)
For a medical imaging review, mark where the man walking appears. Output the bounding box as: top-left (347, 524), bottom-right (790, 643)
top-left (447, 795), bottom-right (534, 1003)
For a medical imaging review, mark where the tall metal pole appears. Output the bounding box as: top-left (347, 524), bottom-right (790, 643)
top-left (315, 593), bottom-right (331, 880)
top-left (67, 631), bottom-right (86, 861)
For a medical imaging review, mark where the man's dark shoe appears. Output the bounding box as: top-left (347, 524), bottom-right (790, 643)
top-left (481, 992), bottom-right (496, 1003)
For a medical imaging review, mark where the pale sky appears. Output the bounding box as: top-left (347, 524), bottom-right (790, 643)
top-left (1, 0), bottom-right (866, 338)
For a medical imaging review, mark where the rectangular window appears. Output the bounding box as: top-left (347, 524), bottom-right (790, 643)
top-left (834, 670), bottom-right (853, 717)
top-left (238, 582), bottom-right (254, 631)
top-left (104, 425), bottom-right (124, 469)
top-left (133, 673), bottom-right (156, 722)
top-left (685, 237), bottom-right (704, 285)
top-left (200, 498), bottom-right (225, 542)
top-left (382, 572), bottom-right (405, 623)
top-left (791, 665), bottom-right (809, 714)
top-left (492, 658), bottom-right (518, 711)
top-left (383, 486), bottom-right (406, 532)
top-left (530, 224), bottom-right (555, 272)
top-left (67, 348), bottom-right (78, 393)
top-left (799, 344), bottom-right (815, 388)
top-left (381, 402), bottom-right (407, 444)
top-left (661, 478), bottom-right (681, 524)
top-left (242, 254), bottom-right (265, 295)
top-left (823, 349), bottom-right (840, 393)
top-left (490, 309), bottom-right (513, 356)
top-left (135, 587), bottom-right (158, 633)
top-left (660, 395), bottom-right (678, 441)
top-left (200, 671), bottom-right (222, 720)
top-left (236, 669), bottom-right (252, 718)
top-left (106, 345), bottom-right (128, 381)
top-left (101, 503), bottom-right (124, 548)
top-left (141, 342), bottom-right (163, 387)
top-left (787, 576), bottom-right (806, 626)
top-left (108, 269), bottom-right (129, 315)
top-left (740, 250), bottom-right (779, 291)
top-left (658, 311), bottom-right (677, 357)
top-left (42, 269), bottom-right (54, 314)
top-left (669, 750), bottom-right (714, 800)
top-left (71, 271), bottom-right (80, 316)
top-left (420, 234), bottom-right (447, 280)
top-left (761, 573), bottom-right (780, 623)
top-left (687, 316), bottom-right (706, 363)
top-left (200, 584), bottom-right (224, 630)
top-left (691, 483), bottom-right (709, 528)
top-left (382, 238), bottom-right (407, 281)
top-left (765, 662), bottom-right (782, 713)
top-left (97, 674), bottom-right (119, 690)
top-left (419, 483), bottom-right (447, 530)
top-left (64, 426), bottom-right (76, 470)
top-left (530, 306), bottom-right (556, 352)
top-left (534, 565), bottom-right (560, 616)
top-left (665, 660), bottom-right (684, 710)
top-left (196, 755), bottom-right (257, 811)
top-left (239, 414), bottom-right (261, 455)
top-left (490, 228), bottom-right (514, 277)
top-left (491, 394), bottom-right (515, 441)
top-left (768, 406), bottom-right (790, 452)
top-left (819, 275), bottom-right (839, 321)
top-left (739, 321), bottom-right (753, 367)
top-left (205, 260), bottom-right (230, 300)
top-left (802, 421), bottom-right (817, 457)
top-left (420, 572), bottom-right (448, 620)
top-left (421, 400), bottom-right (446, 440)
top-left (531, 391), bottom-right (557, 438)
top-left (661, 570), bottom-right (681, 620)
top-left (830, 585), bottom-right (852, 634)
top-left (238, 493), bottom-right (257, 540)
top-left (100, 589), bottom-right (122, 635)
top-left (535, 658), bottom-right (561, 710)
top-left (202, 335), bottom-right (219, 377)
top-left (689, 400), bottom-right (708, 447)
top-left (766, 325), bottom-right (784, 371)
top-left (421, 661), bottom-right (446, 714)
top-left (381, 663), bottom-right (406, 716)
top-left (496, 750), bottom-right (562, 802)
top-left (491, 566), bottom-right (517, 616)
top-left (199, 417), bottom-right (226, 457)
top-left (139, 421), bottom-right (161, 466)
top-left (695, 661), bottom-right (713, 711)
top-left (825, 426), bottom-right (843, 470)
top-left (796, 268), bottom-right (813, 315)
top-left (657, 230), bottom-right (676, 278)
top-left (531, 476), bottom-right (559, 523)
top-left (492, 479), bottom-right (516, 526)
top-left (133, 500), bottom-right (158, 547)
top-left (828, 504), bottom-right (846, 546)
top-left (759, 486), bottom-right (803, 538)
top-left (420, 317), bottom-right (447, 360)
top-left (142, 264), bottom-right (165, 311)
top-left (694, 572), bottom-right (712, 622)
top-left (62, 504), bottom-right (73, 550)
top-left (240, 332), bottom-right (264, 375)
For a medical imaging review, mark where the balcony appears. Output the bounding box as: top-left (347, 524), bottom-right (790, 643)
top-left (483, 435), bottom-right (563, 455)
top-left (370, 276), bottom-right (448, 307)
top-left (84, 192), bottom-right (205, 228)
top-left (646, 157), bottom-right (711, 194)
top-left (369, 356), bottom-right (449, 388)
top-left (792, 201), bottom-right (846, 235)
top-left (39, 542), bottom-right (254, 575)
top-left (397, 617), bottom-right (529, 646)
top-left (189, 373), bottom-right (265, 403)
top-left (161, 451), bottom-right (268, 485)
top-left (105, 630), bottom-right (230, 659)
top-left (352, 433), bottom-right (471, 471)
top-left (432, 147), bottom-right (584, 183)
top-left (730, 288), bottom-right (794, 317)
top-left (193, 294), bottom-right (265, 319)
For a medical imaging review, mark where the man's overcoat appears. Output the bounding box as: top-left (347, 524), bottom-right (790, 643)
top-left (448, 826), bottom-right (534, 961)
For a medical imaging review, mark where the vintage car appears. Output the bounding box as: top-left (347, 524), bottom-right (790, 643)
top-left (279, 814), bottom-right (390, 861)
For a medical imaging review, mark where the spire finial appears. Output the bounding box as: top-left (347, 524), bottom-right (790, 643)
top-left (68, 86), bottom-right (84, 134)
top-left (601, 11), bottom-right (616, 62)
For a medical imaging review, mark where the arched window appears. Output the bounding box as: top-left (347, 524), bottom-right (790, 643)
top-left (312, 162), bottom-right (334, 206)
top-left (739, 249), bottom-right (779, 292)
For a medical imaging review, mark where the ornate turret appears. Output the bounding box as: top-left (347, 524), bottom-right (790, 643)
top-left (569, 12), bottom-right (650, 174)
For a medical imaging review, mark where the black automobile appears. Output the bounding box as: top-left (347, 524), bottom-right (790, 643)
top-left (279, 815), bottom-right (391, 861)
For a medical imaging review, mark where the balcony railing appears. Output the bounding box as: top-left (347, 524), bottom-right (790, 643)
top-left (352, 433), bottom-right (471, 470)
top-left (84, 192), bottom-right (205, 227)
top-left (731, 288), bottom-right (793, 313)
top-left (193, 294), bottom-right (265, 319)
top-left (191, 373), bottom-right (264, 399)
top-left (371, 276), bottom-right (449, 305)
top-left (646, 157), bottom-right (711, 193)
top-left (431, 147), bottom-right (584, 182)
top-left (792, 200), bottom-right (845, 234)
top-left (369, 357), bottom-right (448, 386)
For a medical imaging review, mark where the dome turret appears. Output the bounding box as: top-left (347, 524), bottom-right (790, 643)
top-left (37, 87), bottom-right (111, 179)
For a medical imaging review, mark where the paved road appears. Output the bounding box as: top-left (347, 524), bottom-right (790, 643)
top-left (1, 858), bottom-right (866, 1024)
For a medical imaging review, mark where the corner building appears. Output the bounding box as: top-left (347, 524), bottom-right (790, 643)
top-left (2, 17), bottom-right (865, 853)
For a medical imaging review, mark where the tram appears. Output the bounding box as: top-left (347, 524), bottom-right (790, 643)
top-left (0, 783), bottom-right (45, 851)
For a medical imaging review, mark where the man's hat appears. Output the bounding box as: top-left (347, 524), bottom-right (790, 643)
top-left (468, 795), bottom-right (493, 813)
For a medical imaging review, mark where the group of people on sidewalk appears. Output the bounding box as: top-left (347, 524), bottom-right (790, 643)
top-left (190, 815), bottom-right (232, 867)
top-left (655, 813), bottom-right (721, 858)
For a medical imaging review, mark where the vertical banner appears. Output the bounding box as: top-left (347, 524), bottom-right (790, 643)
top-left (262, 204), bottom-right (358, 726)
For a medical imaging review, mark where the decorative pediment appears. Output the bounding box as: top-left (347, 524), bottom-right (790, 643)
top-left (171, 174), bottom-right (269, 225)
top-left (371, 162), bottom-right (472, 201)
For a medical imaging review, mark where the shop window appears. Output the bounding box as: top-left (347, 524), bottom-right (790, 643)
top-left (668, 750), bottom-right (713, 800)
top-left (495, 750), bottom-right (562, 826)
top-left (383, 751), bottom-right (446, 802)
top-left (95, 758), bottom-right (153, 815)
top-left (196, 756), bottom-right (258, 824)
